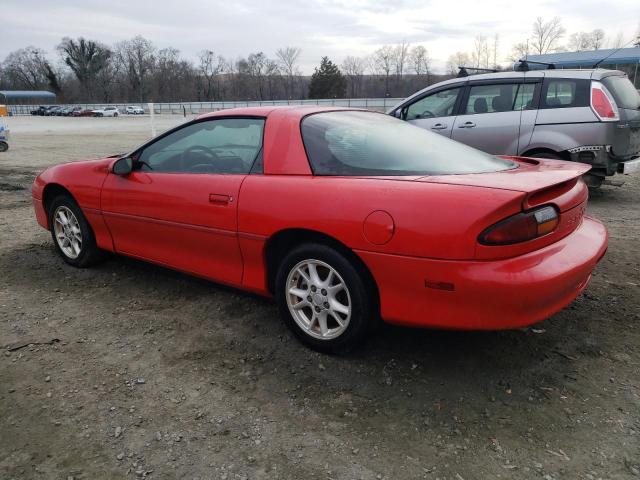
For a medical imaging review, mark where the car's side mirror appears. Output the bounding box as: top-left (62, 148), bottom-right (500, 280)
top-left (113, 157), bottom-right (133, 175)
top-left (392, 109), bottom-right (402, 119)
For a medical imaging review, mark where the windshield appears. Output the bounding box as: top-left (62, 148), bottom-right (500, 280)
top-left (602, 76), bottom-right (640, 109)
top-left (301, 111), bottom-right (516, 176)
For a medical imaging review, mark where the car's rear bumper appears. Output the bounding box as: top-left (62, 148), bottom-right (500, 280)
top-left (357, 216), bottom-right (608, 330)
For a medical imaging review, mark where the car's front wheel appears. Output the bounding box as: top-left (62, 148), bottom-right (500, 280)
top-left (275, 243), bottom-right (376, 353)
top-left (0, 141), bottom-right (8, 152)
top-left (48, 195), bottom-right (104, 267)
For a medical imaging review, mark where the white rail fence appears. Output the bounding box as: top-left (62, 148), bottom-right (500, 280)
top-left (8, 98), bottom-right (403, 116)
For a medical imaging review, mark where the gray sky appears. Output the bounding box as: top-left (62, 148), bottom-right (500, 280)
top-left (2, 0), bottom-right (639, 72)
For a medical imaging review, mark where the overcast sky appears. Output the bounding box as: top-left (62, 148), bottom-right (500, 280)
top-left (2, 0), bottom-right (639, 72)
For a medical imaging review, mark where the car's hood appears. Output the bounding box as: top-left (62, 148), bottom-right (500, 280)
top-left (414, 157), bottom-right (591, 193)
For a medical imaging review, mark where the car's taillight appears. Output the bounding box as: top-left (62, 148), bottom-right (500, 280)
top-left (591, 82), bottom-right (619, 122)
top-left (479, 206), bottom-right (559, 245)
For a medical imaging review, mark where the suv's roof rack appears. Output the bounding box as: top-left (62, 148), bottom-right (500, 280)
top-left (456, 66), bottom-right (499, 78)
top-left (515, 59), bottom-right (556, 71)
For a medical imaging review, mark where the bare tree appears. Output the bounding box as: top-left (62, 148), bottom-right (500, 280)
top-left (198, 50), bottom-right (225, 101)
top-left (531, 17), bottom-right (565, 55)
top-left (393, 41), bottom-right (410, 79)
top-left (57, 37), bottom-right (111, 100)
top-left (446, 51), bottom-right (471, 75)
top-left (114, 36), bottom-right (156, 102)
top-left (372, 45), bottom-right (395, 96)
top-left (275, 46), bottom-right (301, 99)
top-left (509, 41), bottom-right (530, 61)
top-left (491, 34), bottom-right (500, 69)
top-left (409, 46), bottom-right (430, 80)
top-left (591, 29), bottom-right (606, 49)
top-left (2, 47), bottom-right (54, 90)
top-left (341, 56), bottom-right (367, 97)
top-left (472, 35), bottom-right (490, 68)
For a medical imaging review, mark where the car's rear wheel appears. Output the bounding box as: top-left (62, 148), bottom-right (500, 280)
top-left (0, 141), bottom-right (8, 152)
top-left (275, 243), bottom-right (375, 353)
top-left (113, 112), bottom-right (118, 117)
top-left (48, 195), bottom-right (104, 267)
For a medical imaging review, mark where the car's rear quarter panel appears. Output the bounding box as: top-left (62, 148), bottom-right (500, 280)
top-left (237, 175), bottom-right (524, 292)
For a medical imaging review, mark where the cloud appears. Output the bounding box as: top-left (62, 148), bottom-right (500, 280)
top-left (1, 0), bottom-right (638, 73)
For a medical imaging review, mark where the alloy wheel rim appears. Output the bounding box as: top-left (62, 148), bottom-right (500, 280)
top-left (53, 206), bottom-right (82, 259)
top-left (285, 259), bottom-right (351, 340)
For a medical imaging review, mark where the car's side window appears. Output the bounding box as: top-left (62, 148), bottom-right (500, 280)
top-left (540, 79), bottom-right (590, 109)
top-left (405, 87), bottom-right (461, 120)
top-left (464, 83), bottom-right (522, 114)
top-left (137, 118), bottom-right (265, 174)
top-left (513, 83), bottom-right (537, 110)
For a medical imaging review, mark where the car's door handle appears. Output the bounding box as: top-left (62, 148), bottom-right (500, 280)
top-left (458, 121), bottom-right (476, 128)
top-left (431, 123), bottom-right (447, 130)
top-left (209, 194), bottom-right (232, 205)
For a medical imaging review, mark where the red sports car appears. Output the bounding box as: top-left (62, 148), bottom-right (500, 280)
top-left (31, 107), bottom-right (608, 351)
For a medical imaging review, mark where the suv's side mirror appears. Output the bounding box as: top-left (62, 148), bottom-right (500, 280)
top-left (113, 157), bottom-right (133, 175)
top-left (392, 109), bottom-right (402, 119)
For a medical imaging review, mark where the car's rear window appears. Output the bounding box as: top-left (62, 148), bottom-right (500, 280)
top-left (301, 111), bottom-right (516, 176)
top-left (602, 76), bottom-right (640, 109)
top-left (540, 78), bottom-right (590, 109)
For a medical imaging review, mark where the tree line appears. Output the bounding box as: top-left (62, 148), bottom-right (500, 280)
top-left (1, 17), bottom-right (638, 104)
top-left (0, 36), bottom-right (444, 103)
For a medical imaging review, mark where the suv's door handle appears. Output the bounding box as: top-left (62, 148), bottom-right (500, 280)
top-left (209, 194), bottom-right (232, 205)
top-left (458, 121), bottom-right (476, 128)
top-left (431, 123), bottom-right (447, 130)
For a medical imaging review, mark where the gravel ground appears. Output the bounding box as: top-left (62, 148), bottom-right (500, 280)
top-left (0, 116), bottom-right (639, 480)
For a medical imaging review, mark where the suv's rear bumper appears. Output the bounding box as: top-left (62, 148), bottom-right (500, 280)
top-left (357, 216), bottom-right (608, 330)
top-left (568, 146), bottom-right (640, 177)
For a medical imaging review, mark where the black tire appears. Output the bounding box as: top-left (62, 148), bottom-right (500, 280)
top-left (48, 194), bottom-right (104, 267)
top-left (114, 112), bottom-right (118, 117)
top-left (0, 141), bottom-right (7, 152)
top-left (275, 243), bottom-right (376, 353)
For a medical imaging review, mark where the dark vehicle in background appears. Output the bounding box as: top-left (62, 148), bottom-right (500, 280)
top-left (389, 68), bottom-right (640, 187)
top-left (31, 106), bottom-right (51, 116)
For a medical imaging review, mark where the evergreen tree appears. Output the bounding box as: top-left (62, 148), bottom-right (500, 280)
top-left (308, 56), bottom-right (346, 99)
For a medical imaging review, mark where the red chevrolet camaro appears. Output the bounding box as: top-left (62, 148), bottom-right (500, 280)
top-left (31, 106), bottom-right (608, 351)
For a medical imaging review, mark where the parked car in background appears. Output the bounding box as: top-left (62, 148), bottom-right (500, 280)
top-left (31, 106), bottom-right (50, 116)
top-left (92, 107), bottom-right (120, 117)
top-left (72, 108), bottom-right (94, 117)
top-left (44, 106), bottom-right (63, 116)
top-left (31, 107), bottom-right (608, 352)
top-left (389, 67), bottom-right (640, 187)
top-left (125, 106), bottom-right (145, 115)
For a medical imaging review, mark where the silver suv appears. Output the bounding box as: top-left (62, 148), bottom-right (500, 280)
top-left (389, 69), bottom-right (640, 187)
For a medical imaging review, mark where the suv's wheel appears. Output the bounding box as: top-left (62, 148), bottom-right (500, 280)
top-left (48, 195), bottom-right (104, 267)
top-left (0, 141), bottom-right (8, 152)
top-left (275, 243), bottom-right (375, 353)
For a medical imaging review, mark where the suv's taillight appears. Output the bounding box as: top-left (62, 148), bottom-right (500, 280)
top-left (479, 206), bottom-right (559, 245)
top-left (591, 82), bottom-right (619, 121)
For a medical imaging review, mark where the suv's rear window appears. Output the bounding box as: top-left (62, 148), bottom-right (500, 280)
top-left (602, 76), bottom-right (640, 109)
top-left (301, 111), bottom-right (516, 176)
top-left (541, 78), bottom-right (590, 109)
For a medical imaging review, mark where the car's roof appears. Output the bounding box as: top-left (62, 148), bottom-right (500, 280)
top-left (196, 105), bottom-right (370, 120)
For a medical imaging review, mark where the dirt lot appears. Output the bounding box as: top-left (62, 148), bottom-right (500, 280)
top-left (1, 116), bottom-right (639, 480)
